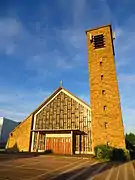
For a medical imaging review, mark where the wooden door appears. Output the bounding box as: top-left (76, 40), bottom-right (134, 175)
top-left (46, 136), bottom-right (71, 155)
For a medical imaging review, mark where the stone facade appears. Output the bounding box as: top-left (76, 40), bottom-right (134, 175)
top-left (6, 114), bottom-right (33, 152)
top-left (86, 25), bottom-right (126, 151)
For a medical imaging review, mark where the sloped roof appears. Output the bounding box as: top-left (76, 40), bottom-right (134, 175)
top-left (9, 87), bottom-right (90, 134)
top-left (33, 86), bottom-right (90, 115)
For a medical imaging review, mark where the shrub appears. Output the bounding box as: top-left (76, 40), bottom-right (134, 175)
top-left (124, 149), bottom-right (131, 161)
top-left (111, 148), bottom-right (131, 161)
top-left (94, 145), bottom-right (130, 161)
top-left (112, 148), bottom-right (125, 161)
top-left (94, 145), bottom-right (113, 160)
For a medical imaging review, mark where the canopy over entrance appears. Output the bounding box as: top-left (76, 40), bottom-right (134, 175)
top-left (31, 129), bottom-right (86, 135)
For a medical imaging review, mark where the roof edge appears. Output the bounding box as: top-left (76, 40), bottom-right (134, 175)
top-left (9, 86), bottom-right (91, 135)
top-left (62, 87), bottom-right (90, 109)
top-left (85, 24), bottom-right (111, 34)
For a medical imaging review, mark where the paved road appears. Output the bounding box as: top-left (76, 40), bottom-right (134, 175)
top-left (0, 154), bottom-right (135, 180)
top-left (51, 160), bottom-right (135, 180)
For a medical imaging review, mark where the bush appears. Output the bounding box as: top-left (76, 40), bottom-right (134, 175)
top-left (111, 148), bottom-right (131, 161)
top-left (112, 148), bottom-right (125, 161)
top-left (94, 145), bottom-right (130, 161)
top-left (94, 145), bottom-right (113, 160)
top-left (124, 149), bottom-right (131, 161)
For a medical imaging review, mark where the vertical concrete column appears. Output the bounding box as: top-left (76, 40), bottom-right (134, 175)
top-left (44, 133), bottom-right (46, 151)
top-left (31, 132), bottom-right (34, 152)
top-left (36, 131), bottom-right (39, 152)
top-left (79, 135), bottom-right (81, 154)
top-left (71, 131), bottom-right (73, 155)
top-left (82, 135), bottom-right (84, 154)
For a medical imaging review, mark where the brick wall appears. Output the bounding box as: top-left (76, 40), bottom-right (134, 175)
top-left (6, 114), bottom-right (33, 152)
top-left (86, 25), bottom-right (126, 151)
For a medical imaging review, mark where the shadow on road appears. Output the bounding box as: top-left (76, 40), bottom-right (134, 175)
top-left (0, 151), bottom-right (52, 162)
top-left (47, 160), bottom-right (132, 180)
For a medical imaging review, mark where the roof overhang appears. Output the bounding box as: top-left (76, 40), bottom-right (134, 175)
top-left (31, 129), bottom-right (86, 135)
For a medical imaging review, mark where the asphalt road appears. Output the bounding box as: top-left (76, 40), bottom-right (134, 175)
top-left (0, 154), bottom-right (135, 180)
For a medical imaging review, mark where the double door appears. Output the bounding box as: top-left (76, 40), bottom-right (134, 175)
top-left (46, 136), bottom-right (71, 154)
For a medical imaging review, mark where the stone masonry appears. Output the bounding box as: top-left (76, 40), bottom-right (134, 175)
top-left (6, 114), bottom-right (33, 152)
top-left (86, 25), bottom-right (126, 151)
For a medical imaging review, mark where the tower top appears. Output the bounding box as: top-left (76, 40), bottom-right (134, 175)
top-left (85, 24), bottom-right (112, 34)
top-left (85, 24), bottom-right (115, 54)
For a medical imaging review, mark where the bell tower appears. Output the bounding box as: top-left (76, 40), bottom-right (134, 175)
top-left (86, 25), bottom-right (125, 151)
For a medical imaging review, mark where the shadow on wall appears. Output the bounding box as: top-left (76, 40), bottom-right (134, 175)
top-left (6, 142), bottom-right (19, 153)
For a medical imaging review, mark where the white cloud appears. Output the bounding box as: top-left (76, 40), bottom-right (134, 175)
top-left (0, 89), bottom-right (51, 121)
top-left (0, 18), bottom-right (21, 37)
top-left (118, 74), bottom-right (135, 85)
top-left (56, 58), bottom-right (73, 69)
top-left (123, 108), bottom-right (135, 134)
top-left (0, 18), bottom-right (21, 55)
top-left (78, 94), bottom-right (90, 105)
top-left (114, 17), bottom-right (135, 71)
top-left (0, 108), bottom-right (26, 122)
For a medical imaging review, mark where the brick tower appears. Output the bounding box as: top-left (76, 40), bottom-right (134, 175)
top-left (86, 25), bottom-right (126, 152)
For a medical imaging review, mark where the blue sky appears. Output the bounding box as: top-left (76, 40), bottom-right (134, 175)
top-left (0, 0), bottom-right (135, 133)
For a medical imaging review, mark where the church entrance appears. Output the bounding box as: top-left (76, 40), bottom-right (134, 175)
top-left (46, 135), bottom-right (71, 154)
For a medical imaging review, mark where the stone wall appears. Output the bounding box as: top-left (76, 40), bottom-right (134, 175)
top-left (86, 25), bottom-right (126, 151)
top-left (6, 114), bottom-right (33, 152)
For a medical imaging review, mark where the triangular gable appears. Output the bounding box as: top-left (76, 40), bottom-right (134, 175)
top-left (34, 87), bottom-right (90, 116)
top-left (31, 87), bottom-right (91, 152)
top-left (9, 86), bottom-right (90, 134)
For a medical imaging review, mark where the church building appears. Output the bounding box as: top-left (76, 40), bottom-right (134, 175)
top-left (6, 24), bottom-right (126, 154)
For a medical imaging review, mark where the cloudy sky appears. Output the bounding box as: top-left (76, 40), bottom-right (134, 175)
top-left (0, 0), bottom-right (135, 133)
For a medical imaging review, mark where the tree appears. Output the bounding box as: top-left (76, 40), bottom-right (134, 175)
top-left (125, 133), bottom-right (135, 146)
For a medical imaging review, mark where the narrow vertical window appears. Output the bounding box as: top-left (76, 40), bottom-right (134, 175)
top-left (101, 75), bottom-right (103, 80)
top-left (102, 90), bottom-right (105, 95)
top-left (103, 105), bottom-right (107, 111)
top-left (104, 122), bottom-right (108, 128)
top-left (100, 61), bottom-right (102, 66)
top-left (100, 58), bottom-right (103, 66)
